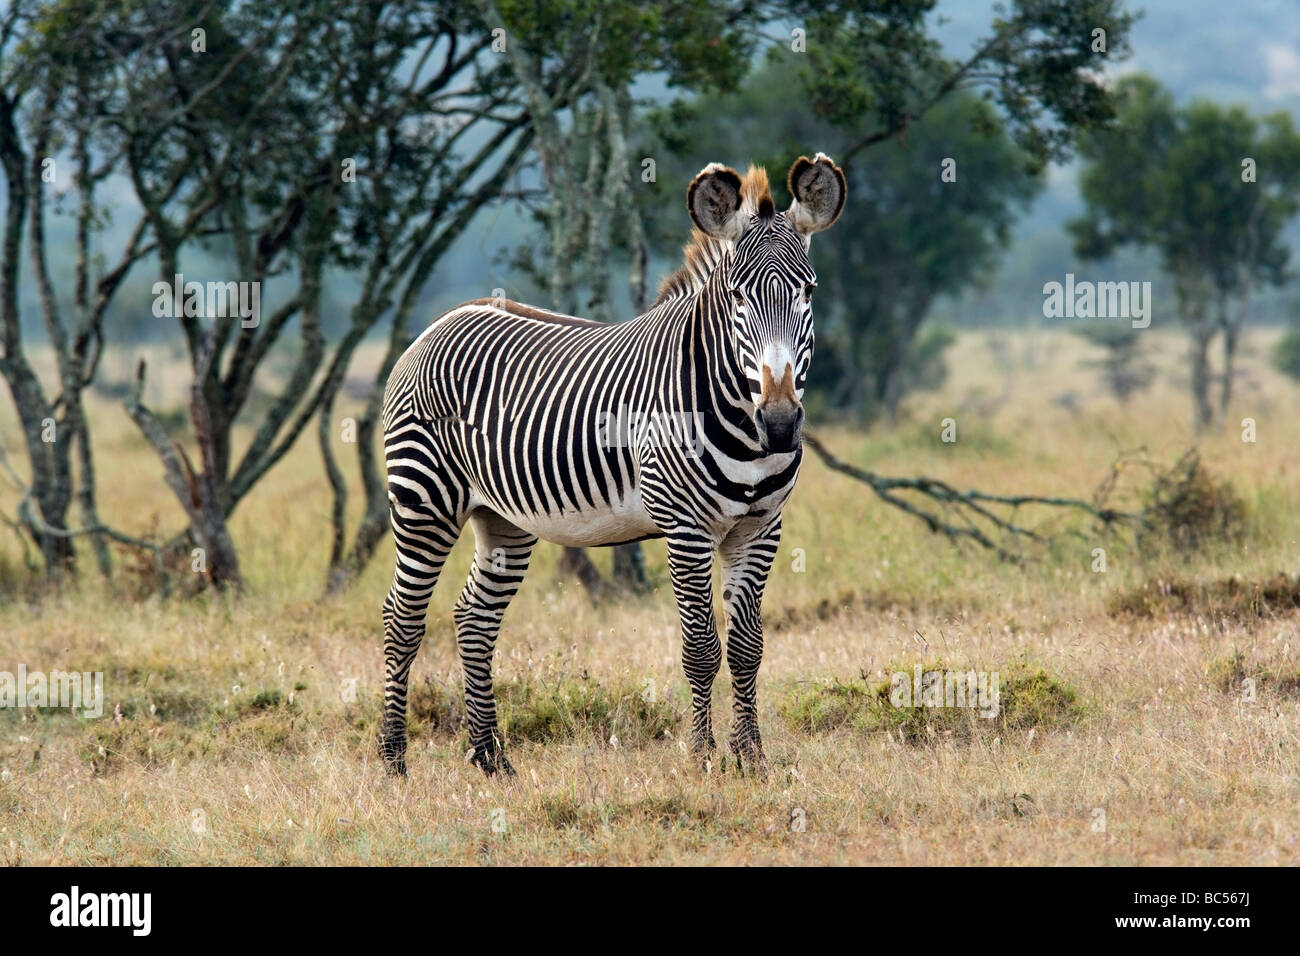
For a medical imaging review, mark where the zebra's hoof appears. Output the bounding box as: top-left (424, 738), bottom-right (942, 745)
top-left (379, 731), bottom-right (408, 776)
top-left (692, 738), bottom-right (720, 773)
top-left (472, 748), bottom-right (515, 778)
top-left (728, 734), bottom-right (767, 775)
top-left (690, 733), bottom-right (717, 755)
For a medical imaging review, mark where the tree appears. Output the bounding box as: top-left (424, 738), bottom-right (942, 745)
top-left (1074, 324), bottom-right (1154, 403)
top-left (0, 0), bottom-right (174, 580)
top-left (818, 91), bottom-right (1042, 419)
top-left (1071, 75), bottom-right (1300, 430)
top-left (0, 0), bottom-right (1145, 594)
top-left (311, 3), bottom-right (536, 593)
top-left (789, 0), bottom-right (1134, 171)
top-left (12, 0), bottom-right (535, 592)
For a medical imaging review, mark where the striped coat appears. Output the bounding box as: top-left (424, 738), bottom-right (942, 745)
top-left (380, 154), bottom-right (846, 775)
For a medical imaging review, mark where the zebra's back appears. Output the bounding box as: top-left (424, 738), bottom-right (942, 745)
top-left (383, 299), bottom-right (675, 547)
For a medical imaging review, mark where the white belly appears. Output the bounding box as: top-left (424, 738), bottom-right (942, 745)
top-left (471, 484), bottom-right (660, 547)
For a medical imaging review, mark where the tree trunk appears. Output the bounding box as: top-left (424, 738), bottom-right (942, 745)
top-left (602, 85), bottom-right (650, 595)
top-left (611, 542), bottom-right (650, 593)
top-left (558, 547), bottom-right (607, 600)
top-left (1189, 325), bottom-right (1215, 433)
top-left (1219, 290), bottom-right (1248, 419)
top-left (188, 333), bottom-right (243, 591)
top-left (1175, 272), bottom-right (1217, 434)
top-left (73, 414), bottom-right (111, 575)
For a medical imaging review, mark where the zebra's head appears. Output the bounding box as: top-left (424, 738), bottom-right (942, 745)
top-left (687, 153), bottom-right (846, 453)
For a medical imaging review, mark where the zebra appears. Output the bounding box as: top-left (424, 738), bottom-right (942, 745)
top-left (379, 153), bottom-right (847, 776)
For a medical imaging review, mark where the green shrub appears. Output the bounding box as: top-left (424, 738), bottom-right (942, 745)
top-left (1140, 451), bottom-right (1247, 553)
top-left (779, 661), bottom-right (1082, 744)
top-left (500, 673), bottom-right (678, 746)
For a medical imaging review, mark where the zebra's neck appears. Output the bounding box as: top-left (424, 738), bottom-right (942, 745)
top-left (677, 267), bottom-right (756, 440)
top-left (653, 232), bottom-right (732, 307)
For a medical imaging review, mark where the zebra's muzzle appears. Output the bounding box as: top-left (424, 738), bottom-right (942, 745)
top-left (756, 361), bottom-right (803, 453)
top-left (754, 401), bottom-right (803, 453)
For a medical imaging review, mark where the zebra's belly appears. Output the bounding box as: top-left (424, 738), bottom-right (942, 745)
top-left (471, 485), bottom-right (661, 548)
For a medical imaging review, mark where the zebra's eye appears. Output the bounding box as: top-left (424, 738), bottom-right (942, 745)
top-left (731, 289), bottom-right (745, 306)
top-left (803, 282), bottom-right (816, 302)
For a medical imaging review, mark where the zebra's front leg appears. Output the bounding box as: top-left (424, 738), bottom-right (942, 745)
top-left (666, 531), bottom-right (722, 755)
top-left (455, 512), bottom-right (537, 777)
top-left (720, 518), bottom-right (781, 767)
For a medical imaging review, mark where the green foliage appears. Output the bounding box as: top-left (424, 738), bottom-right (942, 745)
top-left (1206, 649), bottom-right (1300, 696)
top-left (780, 677), bottom-right (877, 734)
top-left (1070, 74), bottom-right (1300, 426)
top-left (404, 672), bottom-right (679, 747)
top-left (631, 1), bottom-right (1137, 420)
top-left (494, 0), bottom-right (753, 92)
top-left (997, 667), bottom-right (1082, 732)
top-left (647, 51), bottom-right (1045, 420)
top-left (76, 680), bottom-right (304, 776)
top-left (787, 0), bottom-right (1134, 169)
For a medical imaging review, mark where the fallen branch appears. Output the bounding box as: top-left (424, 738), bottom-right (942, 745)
top-left (802, 431), bottom-right (1143, 562)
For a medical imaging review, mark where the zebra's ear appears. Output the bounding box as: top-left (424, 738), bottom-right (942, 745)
top-left (786, 153), bottom-right (846, 237)
top-left (687, 163), bottom-right (745, 240)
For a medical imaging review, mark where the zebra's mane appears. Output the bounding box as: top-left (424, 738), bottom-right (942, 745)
top-left (652, 165), bottom-right (773, 309)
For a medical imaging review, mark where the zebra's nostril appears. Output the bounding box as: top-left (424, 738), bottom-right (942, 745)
top-left (754, 407), bottom-right (765, 429)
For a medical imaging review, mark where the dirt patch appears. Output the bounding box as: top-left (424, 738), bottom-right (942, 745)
top-left (1109, 574), bottom-right (1300, 621)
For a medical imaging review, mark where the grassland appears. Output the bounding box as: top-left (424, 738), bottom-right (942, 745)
top-left (1, 326), bottom-right (1298, 865)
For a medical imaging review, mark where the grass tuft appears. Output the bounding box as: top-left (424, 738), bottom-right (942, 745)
top-left (779, 661), bottom-right (1083, 744)
top-left (500, 673), bottom-right (679, 746)
top-left (1206, 649), bottom-right (1300, 697)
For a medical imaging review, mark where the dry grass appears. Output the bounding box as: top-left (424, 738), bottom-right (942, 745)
top-left (1, 326), bottom-right (1299, 864)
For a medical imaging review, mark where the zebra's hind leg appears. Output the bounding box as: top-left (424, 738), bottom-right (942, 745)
top-left (454, 510), bottom-right (537, 777)
top-left (381, 495), bottom-right (464, 776)
top-left (666, 531), bottom-right (722, 757)
top-left (720, 518), bottom-right (781, 770)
